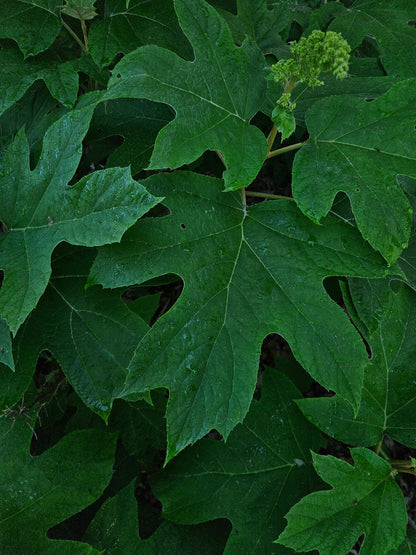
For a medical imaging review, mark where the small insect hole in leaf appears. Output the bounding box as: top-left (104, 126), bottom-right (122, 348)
top-left (180, 223), bottom-right (186, 229)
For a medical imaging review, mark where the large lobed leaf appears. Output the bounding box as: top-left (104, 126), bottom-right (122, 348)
top-left (0, 97), bottom-right (161, 335)
top-left (105, 0), bottom-right (268, 191)
top-left (151, 370), bottom-right (322, 553)
top-left (7, 246), bottom-right (150, 420)
top-left (277, 448), bottom-right (407, 555)
top-left (298, 279), bottom-right (416, 449)
top-left (0, 418), bottom-right (117, 554)
top-left (90, 171), bottom-right (389, 459)
top-left (293, 79), bottom-right (416, 263)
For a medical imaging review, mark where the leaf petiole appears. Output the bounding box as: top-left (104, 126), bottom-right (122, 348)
top-left (267, 141), bottom-right (306, 159)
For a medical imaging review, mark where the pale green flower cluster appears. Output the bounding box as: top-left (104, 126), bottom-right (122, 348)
top-left (271, 30), bottom-right (351, 90)
top-left (269, 30), bottom-right (350, 140)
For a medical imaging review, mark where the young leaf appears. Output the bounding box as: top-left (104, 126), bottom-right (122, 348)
top-left (327, 0), bottom-right (416, 78)
top-left (0, 418), bottom-right (117, 554)
top-left (105, 0), bottom-right (268, 191)
top-left (298, 280), bottom-right (416, 448)
top-left (293, 79), bottom-right (416, 263)
top-left (9, 246), bottom-right (150, 421)
top-left (0, 99), bottom-right (161, 334)
top-left (84, 481), bottom-right (230, 554)
top-left (277, 448), bottom-right (407, 555)
top-left (0, 318), bottom-right (14, 372)
top-left (151, 371), bottom-right (322, 553)
top-left (0, 1), bottom-right (61, 57)
top-left (61, 0), bottom-right (98, 21)
top-left (88, 0), bottom-right (192, 67)
top-left (90, 171), bottom-right (389, 458)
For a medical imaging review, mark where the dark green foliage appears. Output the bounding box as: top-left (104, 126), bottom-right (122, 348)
top-left (1, 1), bottom-right (416, 553)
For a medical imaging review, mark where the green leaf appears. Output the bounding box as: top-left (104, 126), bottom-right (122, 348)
top-left (105, 0), bottom-right (268, 191)
top-left (0, 419), bottom-right (117, 554)
top-left (10, 246), bottom-right (150, 420)
top-left (90, 171), bottom-right (389, 458)
top-left (0, 1), bottom-right (62, 57)
top-left (297, 280), bottom-right (416, 448)
top-left (327, 0), bottom-right (416, 78)
top-left (84, 481), bottom-right (230, 554)
top-left (62, 0), bottom-right (98, 20)
top-left (88, 0), bottom-right (192, 67)
top-left (293, 79), bottom-right (415, 263)
top-left (0, 319), bottom-right (14, 371)
top-left (87, 99), bottom-right (173, 175)
top-left (151, 371), bottom-right (322, 553)
top-left (0, 82), bottom-right (67, 165)
top-left (0, 43), bottom-right (82, 115)
top-left (277, 448), bottom-right (407, 555)
top-left (220, 0), bottom-right (289, 55)
top-left (0, 98), bottom-right (162, 334)
top-left (271, 104), bottom-right (296, 141)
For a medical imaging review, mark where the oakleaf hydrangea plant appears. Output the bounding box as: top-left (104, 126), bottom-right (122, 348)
top-left (1, 0), bottom-right (416, 553)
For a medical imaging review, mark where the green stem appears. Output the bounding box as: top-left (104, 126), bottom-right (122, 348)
top-left (375, 439), bottom-right (383, 456)
top-left (240, 187), bottom-right (246, 208)
top-left (267, 125), bottom-right (278, 153)
top-left (80, 17), bottom-right (89, 55)
top-left (61, 18), bottom-right (88, 54)
top-left (267, 141), bottom-right (306, 159)
top-left (245, 191), bottom-right (291, 201)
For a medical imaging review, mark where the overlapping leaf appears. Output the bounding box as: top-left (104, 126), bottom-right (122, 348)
top-left (277, 448), bottom-right (407, 555)
top-left (0, 97), bottom-right (161, 334)
top-left (292, 79), bottom-right (415, 263)
top-left (0, 82), bottom-right (66, 164)
top-left (105, 0), bottom-right (268, 191)
top-left (0, 418), bottom-right (117, 554)
top-left (87, 99), bottom-right (173, 175)
top-left (84, 481), bottom-right (230, 554)
top-left (0, 44), bottom-right (107, 116)
top-left (326, 0), bottom-right (416, 78)
top-left (219, 0), bottom-right (289, 55)
top-left (297, 280), bottom-right (416, 448)
top-left (0, 1), bottom-right (62, 57)
top-left (90, 171), bottom-right (389, 458)
top-left (151, 371), bottom-right (322, 553)
top-left (10, 246), bottom-right (150, 420)
top-left (88, 0), bottom-right (192, 67)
